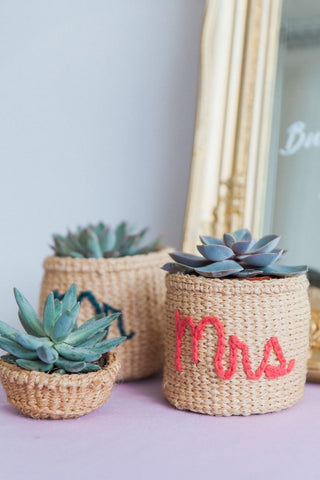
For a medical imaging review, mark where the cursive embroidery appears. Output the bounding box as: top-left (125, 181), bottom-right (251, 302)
top-left (175, 310), bottom-right (295, 379)
top-left (279, 121), bottom-right (320, 156)
top-left (53, 290), bottom-right (135, 339)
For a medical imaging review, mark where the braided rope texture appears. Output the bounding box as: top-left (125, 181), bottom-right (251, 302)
top-left (39, 249), bottom-right (170, 381)
top-left (163, 274), bottom-right (310, 416)
top-left (0, 352), bottom-right (119, 419)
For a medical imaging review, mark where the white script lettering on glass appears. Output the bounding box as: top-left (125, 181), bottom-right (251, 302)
top-left (279, 121), bottom-right (320, 157)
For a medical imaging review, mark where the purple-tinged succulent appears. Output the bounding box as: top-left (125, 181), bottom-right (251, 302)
top-left (162, 229), bottom-right (307, 279)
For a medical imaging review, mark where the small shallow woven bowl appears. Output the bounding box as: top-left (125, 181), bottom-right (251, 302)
top-left (0, 352), bottom-right (120, 419)
top-left (163, 273), bottom-right (310, 416)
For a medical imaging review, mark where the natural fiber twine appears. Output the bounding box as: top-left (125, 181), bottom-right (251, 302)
top-left (0, 352), bottom-right (119, 419)
top-left (39, 249), bottom-right (170, 381)
top-left (163, 274), bottom-right (310, 416)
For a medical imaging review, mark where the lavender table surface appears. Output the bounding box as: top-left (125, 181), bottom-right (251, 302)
top-left (1, 376), bottom-right (319, 480)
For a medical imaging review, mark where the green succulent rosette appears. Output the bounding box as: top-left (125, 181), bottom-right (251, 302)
top-left (52, 221), bottom-right (163, 259)
top-left (0, 284), bottom-right (126, 374)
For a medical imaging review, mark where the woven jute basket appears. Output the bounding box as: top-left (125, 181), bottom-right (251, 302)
top-left (0, 352), bottom-right (120, 419)
top-left (39, 249), bottom-right (170, 381)
top-left (163, 273), bottom-right (310, 416)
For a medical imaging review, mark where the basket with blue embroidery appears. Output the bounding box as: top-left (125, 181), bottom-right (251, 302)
top-left (40, 249), bottom-right (170, 381)
top-left (162, 230), bottom-right (310, 415)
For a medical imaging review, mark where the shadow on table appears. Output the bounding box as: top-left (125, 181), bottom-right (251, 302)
top-left (118, 370), bottom-right (171, 408)
top-left (0, 401), bottom-right (26, 418)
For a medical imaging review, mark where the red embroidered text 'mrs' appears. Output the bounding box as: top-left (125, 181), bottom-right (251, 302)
top-left (175, 310), bottom-right (295, 380)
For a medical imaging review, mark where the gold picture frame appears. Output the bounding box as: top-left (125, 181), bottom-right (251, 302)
top-left (183, 0), bottom-right (319, 382)
top-left (307, 287), bottom-right (320, 382)
top-left (183, 0), bottom-right (282, 252)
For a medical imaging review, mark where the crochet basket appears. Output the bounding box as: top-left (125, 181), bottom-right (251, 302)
top-left (163, 273), bottom-right (310, 416)
top-left (39, 249), bottom-right (170, 381)
top-left (0, 352), bottom-right (120, 419)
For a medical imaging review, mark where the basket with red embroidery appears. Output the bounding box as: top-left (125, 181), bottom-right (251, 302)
top-left (163, 273), bottom-right (310, 416)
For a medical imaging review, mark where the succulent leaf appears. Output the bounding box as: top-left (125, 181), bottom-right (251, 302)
top-left (54, 358), bottom-right (87, 373)
top-left (81, 363), bottom-right (101, 373)
top-left (54, 343), bottom-right (101, 362)
top-left (195, 260), bottom-right (243, 278)
top-left (51, 309), bottom-right (79, 343)
top-left (0, 337), bottom-right (38, 360)
top-left (18, 310), bottom-right (37, 336)
top-left (232, 240), bottom-right (254, 255)
top-left (93, 336), bottom-right (127, 353)
top-left (53, 236), bottom-right (70, 256)
top-left (169, 252), bottom-right (211, 268)
top-left (115, 222), bottom-right (127, 250)
top-left (65, 312), bottom-right (120, 346)
top-left (94, 222), bottom-right (105, 234)
top-left (77, 331), bottom-right (107, 348)
top-left (0, 320), bottom-right (20, 341)
top-left (120, 234), bottom-right (141, 254)
top-left (223, 234), bottom-right (235, 248)
top-left (199, 235), bottom-right (224, 245)
top-left (233, 269), bottom-right (263, 278)
top-left (197, 244), bottom-right (234, 262)
top-left (62, 283), bottom-right (77, 311)
top-left (15, 331), bottom-right (52, 351)
top-left (98, 227), bottom-right (115, 252)
top-left (66, 232), bottom-right (84, 253)
top-left (161, 262), bottom-right (194, 274)
top-left (43, 292), bottom-right (56, 336)
top-left (135, 236), bottom-right (163, 255)
top-left (16, 359), bottom-right (53, 372)
top-left (263, 265), bottom-right (308, 277)
top-left (14, 288), bottom-right (45, 337)
top-left (85, 229), bottom-right (103, 258)
top-left (233, 229), bottom-right (252, 242)
top-left (1, 354), bottom-right (17, 365)
top-left (250, 234), bottom-right (281, 254)
top-left (70, 302), bottom-right (81, 329)
top-left (241, 250), bottom-right (284, 267)
top-left (103, 249), bottom-right (120, 258)
top-left (36, 345), bottom-right (59, 364)
top-left (54, 299), bottom-right (62, 318)
top-left (68, 252), bottom-right (84, 258)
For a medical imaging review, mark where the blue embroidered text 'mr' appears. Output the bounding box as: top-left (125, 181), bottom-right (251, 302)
top-left (53, 290), bottom-right (134, 339)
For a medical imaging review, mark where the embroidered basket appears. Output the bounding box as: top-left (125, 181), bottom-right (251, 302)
top-left (39, 249), bottom-right (170, 381)
top-left (163, 273), bottom-right (310, 416)
top-left (0, 352), bottom-right (119, 419)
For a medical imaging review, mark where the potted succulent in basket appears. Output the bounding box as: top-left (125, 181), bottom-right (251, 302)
top-left (162, 229), bottom-right (310, 416)
top-left (0, 284), bottom-right (125, 419)
top-left (39, 222), bottom-right (171, 381)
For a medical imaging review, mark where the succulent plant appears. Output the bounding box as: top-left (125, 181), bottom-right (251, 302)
top-left (51, 221), bottom-right (163, 259)
top-left (162, 228), bottom-right (307, 279)
top-left (0, 284), bottom-right (126, 374)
